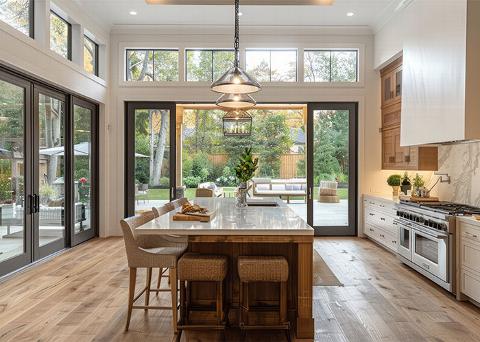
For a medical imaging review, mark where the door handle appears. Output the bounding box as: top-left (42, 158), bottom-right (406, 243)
top-left (171, 187), bottom-right (175, 199)
top-left (308, 187), bottom-right (312, 200)
top-left (34, 194), bottom-right (40, 213)
top-left (29, 194), bottom-right (35, 214)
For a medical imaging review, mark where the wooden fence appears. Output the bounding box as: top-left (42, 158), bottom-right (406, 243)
top-left (208, 153), bottom-right (305, 179)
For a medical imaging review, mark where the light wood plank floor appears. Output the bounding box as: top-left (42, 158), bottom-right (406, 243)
top-left (1, 237), bottom-right (480, 341)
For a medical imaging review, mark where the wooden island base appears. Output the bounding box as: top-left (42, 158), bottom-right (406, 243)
top-left (186, 235), bottom-right (314, 340)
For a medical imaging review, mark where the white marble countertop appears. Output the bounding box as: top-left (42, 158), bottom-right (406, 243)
top-left (135, 197), bottom-right (314, 236)
top-left (363, 193), bottom-right (400, 204)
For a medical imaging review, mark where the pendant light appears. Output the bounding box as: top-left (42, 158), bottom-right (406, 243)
top-left (211, 0), bottom-right (261, 97)
top-left (216, 93), bottom-right (256, 109)
top-left (223, 109), bottom-right (253, 137)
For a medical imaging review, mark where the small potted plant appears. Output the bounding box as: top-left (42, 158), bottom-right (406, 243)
top-left (387, 174), bottom-right (401, 197)
top-left (412, 173), bottom-right (425, 197)
top-left (401, 172), bottom-right (412, 195)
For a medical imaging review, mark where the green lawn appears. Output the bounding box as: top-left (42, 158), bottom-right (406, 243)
top-left (137, 186), bottom-right (348, 201)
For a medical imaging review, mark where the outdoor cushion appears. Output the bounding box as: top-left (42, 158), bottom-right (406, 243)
top-left (256, 184), bottom-right (270, 190)
top-left (271, 184), bottom-right (286, 191)
top-left (252, 178), bottom-right (271, 184)
top-left (285, 184), bottom-right (301, 191)
top-left (255, 190), bottom-right (306, 196)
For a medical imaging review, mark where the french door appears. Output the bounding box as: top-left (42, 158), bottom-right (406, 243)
top-left (307, 102), bottom-right (357, 236)
top-left (125, 102), bottom-right (176, 217)
top-left (0, 68), bottom-right (98, 277)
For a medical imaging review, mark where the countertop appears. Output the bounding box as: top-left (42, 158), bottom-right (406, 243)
top-left (363, 193), bottom-right (400, 204)
top-left (457, 216), bottom-right (480, 227)
top-left (135, 197), bottom-right (314, 236)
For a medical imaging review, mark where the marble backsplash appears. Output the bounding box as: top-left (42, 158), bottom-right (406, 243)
top-left (436, 141), bottom-right (480, 206)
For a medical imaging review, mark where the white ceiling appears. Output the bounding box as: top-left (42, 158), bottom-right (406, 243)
top-left (74, 0), bottom-right (401, 30)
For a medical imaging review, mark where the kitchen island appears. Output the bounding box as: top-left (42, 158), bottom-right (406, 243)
top-left (136, 197), bottom-right (314, 340)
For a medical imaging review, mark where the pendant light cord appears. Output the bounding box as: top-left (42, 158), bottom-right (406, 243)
top-left (234, 0), bottom-right (240, 67)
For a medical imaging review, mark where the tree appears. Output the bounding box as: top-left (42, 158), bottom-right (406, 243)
top-left (0, 0), bottom-right (30, 35)
top-left (151, 110), bottom-right (168, 186)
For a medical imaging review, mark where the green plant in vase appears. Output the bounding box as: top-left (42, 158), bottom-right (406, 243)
top-left (387, 174), bottom-right (401, 197)
top-left (234, 147), bottom-right (258, 207)
top-left (401, 172), bottom-right (412, 195)
top-left (412, 173), bottom-right (425, 197)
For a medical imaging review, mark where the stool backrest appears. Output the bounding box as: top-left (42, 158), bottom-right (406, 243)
top-left (195, 188), bottom-right (214, 197)
top-left (120, 211), bottom-right (155, 267)
top-left (152, 197), bottom-right (189, 217)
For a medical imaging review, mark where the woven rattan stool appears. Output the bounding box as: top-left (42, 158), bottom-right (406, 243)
top-left (177, 253), bottom-right (228, 334)
top-left (238, 256), bottom-right (291, 341)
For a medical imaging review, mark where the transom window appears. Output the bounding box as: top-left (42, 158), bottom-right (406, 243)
top-left (50, 11), bottom-right (71, 60)
top-left (84, 35), bottom-right (98, 76)
top-left (185, 49), bottom-right (235, 82)
top-left (304, 50), bottom-right (358, 83)
top-left (126, 49), bottom-right (179, 82)
top-left (0, 0), bottom-right (33, 37)
top-left (245, 49), bottom-right (297, 82)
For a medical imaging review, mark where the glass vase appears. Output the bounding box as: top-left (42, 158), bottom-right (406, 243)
top-left (236, 182), bottom-right (248, 208)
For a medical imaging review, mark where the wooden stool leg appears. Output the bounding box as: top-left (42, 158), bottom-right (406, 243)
top-left (157, 268), bottom-right (163, 292)
top-left (125, 267), bottom-right (137, 331)
top-left (280, 281), bottom-right (287, 324)
top-left (180, 280), bottom-right (186, 324)
top-left (216, 281), bottom-right (223, 323)
top-left (186, 281), bottom-right (191, 324)
top-left (239, 281), bottom-right (244, 327)
top-left (170, 267), bottom-right (178, 333)
top-left (244, 282), bottom-right (249, 326)
top-left (145, 267), bottom-right (152, 311)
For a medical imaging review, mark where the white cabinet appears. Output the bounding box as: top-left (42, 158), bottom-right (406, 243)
top-left (458, 218), bottom-right (480, 305)
top-left (363, 195), bottom-right (398, 252)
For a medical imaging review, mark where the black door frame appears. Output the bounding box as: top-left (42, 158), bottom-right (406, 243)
top-left (307, 102), bottom-right (358, 236)
top-left (33, 85), bottom-right (68, 260)
top-left (125, 102), bottom-right (177, 217)
top-left (70, 96), bottom-right (99, 246)
top-left (0, 69), bottom-right (34, 275)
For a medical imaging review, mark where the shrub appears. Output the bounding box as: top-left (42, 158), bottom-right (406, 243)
top-left (0, 173), bottom-right (12, 202)
top-left (159, 176), bottom-right (170, 188)
top-left (184, 176), bottom-right (202, 188)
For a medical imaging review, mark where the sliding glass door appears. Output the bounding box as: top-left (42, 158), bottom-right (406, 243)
top-left (307, 102), bottom-right (357, 236)
top-left (71, 98), bottom-right (97, 246)
top-left (0, 70), bottom-right (32, 274)
top-left (0, 68), bottom-right (98, 277)
top-left (125, 102), bottom-right (176, 216)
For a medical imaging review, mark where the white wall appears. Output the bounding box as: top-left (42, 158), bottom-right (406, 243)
top-left (0, 0), bottom-right (111, 236)
top-left (105, 25), bottom-right (378, 236)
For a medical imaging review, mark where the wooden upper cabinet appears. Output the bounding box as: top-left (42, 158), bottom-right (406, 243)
top-left (381, 58), bottom-right (402, 108)
top-left (380, 57), bottom-right (438, 171)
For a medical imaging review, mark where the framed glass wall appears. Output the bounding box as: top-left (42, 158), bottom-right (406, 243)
top-left (0, 66), bottom-right (98, 277)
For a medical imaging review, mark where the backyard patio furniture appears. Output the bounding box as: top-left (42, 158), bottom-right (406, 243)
top-left (135, 184), bottom-right (149, 204)
top-left (318, 181), bottom-right (340, 203)
top-left (251, 178), bottom-right (307, 203)
top-left (197, 182), bottom-right (224, 197)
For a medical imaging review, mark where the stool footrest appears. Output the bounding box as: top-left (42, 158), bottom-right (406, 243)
top-left (178, 324), bottom-right (226, 331)
top-left (240, 323), bottom-right (290, 330)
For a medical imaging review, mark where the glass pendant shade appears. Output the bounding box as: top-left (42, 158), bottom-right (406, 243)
top-left (216, 93), bottom-right (256, 109)
top-left (211, 66), bottom-right (261, 94)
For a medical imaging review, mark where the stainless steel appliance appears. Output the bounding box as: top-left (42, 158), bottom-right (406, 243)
top-left (396, 201), bottom-right (480, 293)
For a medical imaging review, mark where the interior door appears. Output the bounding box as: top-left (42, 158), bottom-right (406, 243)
top-left (33, 86), bottom-right (67, 259)
top-left (307, 102), bottom-right (357, 236)
top-left (71, 97), bottom-right (98, 246)
top-left (125, 102), bottom-right (176, 217)
top-left (0, 70), bottom-right (33, 276)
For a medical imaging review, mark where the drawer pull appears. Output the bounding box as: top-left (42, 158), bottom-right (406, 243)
top-left (380, 217), bottom-right (386, 221)
top-left (380, 234), bottom-right (385, 238)
top-left (369, 213), bottom-right (375, 216)
top-left (422, 263), bottom-right (430, 270)
top-left (369, 228), bottom-right (374, 232)
top-left (392, 240), bottom-right (397, 244)
top-left (465, 232), bottom-right (479, 238)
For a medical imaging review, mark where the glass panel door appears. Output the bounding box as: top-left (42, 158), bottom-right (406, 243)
top-left (125, 102), bottom-right (176, 216)
top-left (34, 87), bottom-right (67, 259)
top-left (307, 103), bottom-right (357, 236)
top-left (71, 97), bottom-right (97, 245)
top-left (0, 71), bottom-right (32, 276)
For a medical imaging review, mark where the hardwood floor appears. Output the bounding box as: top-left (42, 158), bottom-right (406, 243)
top-left (1, 237), bottom-right (480, 341)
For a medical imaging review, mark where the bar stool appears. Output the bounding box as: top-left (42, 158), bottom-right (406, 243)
top-left (177, 253), bottom-right (228, 334)
top-left (238, 256), bottom-right (290, 341)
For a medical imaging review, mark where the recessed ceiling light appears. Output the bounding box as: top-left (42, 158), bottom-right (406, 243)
top-left (129, 10), bottom-right (137, 16)
top-left (346, 12), bottom-right (355, 17)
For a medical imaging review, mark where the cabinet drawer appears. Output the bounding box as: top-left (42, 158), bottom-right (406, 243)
top-left (364, 223), bottom-right (378, 239)
top-left (364, 198), bottom-right (396, 216)
top-left (383, 231), bottom-right (398, 252)
top-left (461, 270), bottom-right (480, 304)
top-left (460, 241), bottom-right (480, 274)
top-left (461, 223), bottom-right (480, 244)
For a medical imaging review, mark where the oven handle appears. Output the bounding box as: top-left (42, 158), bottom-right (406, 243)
top-left (395, 219), bottom-right (448, 239)
top-left (412, 226), bottom-right (449, 240)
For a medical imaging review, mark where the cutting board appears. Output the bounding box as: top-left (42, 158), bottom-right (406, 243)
top-left (173, 211), bottom-right (216, 222)
top-left (400, 195), bottom-right (439, 202)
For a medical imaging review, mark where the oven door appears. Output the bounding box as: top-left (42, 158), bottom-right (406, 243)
top-left (411, 228), bottom-right (448, 282)
top-left (397, 220), bottom-right (412, 260)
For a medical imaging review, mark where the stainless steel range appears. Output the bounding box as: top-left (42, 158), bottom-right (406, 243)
top-left (396, 200), bottom-right (480, 294)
